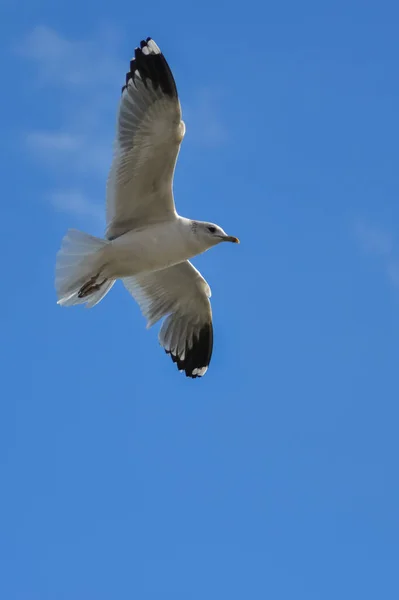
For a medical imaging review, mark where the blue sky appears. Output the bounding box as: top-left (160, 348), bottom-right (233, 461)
top-left (2, 0), bottom-right (399, 598)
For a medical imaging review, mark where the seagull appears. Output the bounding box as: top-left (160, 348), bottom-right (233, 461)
top-left (55, 37), bottom-right (239, 378)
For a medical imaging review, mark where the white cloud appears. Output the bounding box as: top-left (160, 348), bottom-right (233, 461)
top-left (26, 131), bottom-right (83, 152)
top-left (19, 25), bottom-right (121, 222)
top-left (26, 129), bottom-right (111, 175)
top-left (354, 221), bottom-right (393, 256)
top-left (355, 220), bottom-right (399, 289)
top-left (184, 87), bottom-right (228, 147)
top-left (18, 25), bottom-right (123, 88)
top-left (50, 190), bottom-right (103, 224)
top-left (386, 261), bottom-right (399, 289)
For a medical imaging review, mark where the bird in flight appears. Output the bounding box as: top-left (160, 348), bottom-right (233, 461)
top-left (55, 37), bottom-right (239, 378)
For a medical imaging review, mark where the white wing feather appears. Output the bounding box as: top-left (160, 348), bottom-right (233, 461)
top-left (122, 261), bottom-right (213, 377)
top-left (106, 41), bottom-right (185, 240)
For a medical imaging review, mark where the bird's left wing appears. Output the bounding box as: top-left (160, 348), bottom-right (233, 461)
top-left (122, 262), bottom-right (213, 378)
top-left (106, 38), bottom-right (185, 240)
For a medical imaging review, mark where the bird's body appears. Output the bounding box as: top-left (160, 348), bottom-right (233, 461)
top-left (55, 37), bottom-right (238, 378)
top-left (81, 218), bottom-right (218, 280)
top-left (105, 221), bottom-right (188, 278)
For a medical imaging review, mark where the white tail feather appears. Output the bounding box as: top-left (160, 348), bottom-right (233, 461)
top-left (55, 229), bottom-right (115, 308)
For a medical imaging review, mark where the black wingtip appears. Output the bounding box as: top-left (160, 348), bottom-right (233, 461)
top-left (166, 323), bottom-right (213, 378)
top-left (122, 37), bottom-right (178, 98)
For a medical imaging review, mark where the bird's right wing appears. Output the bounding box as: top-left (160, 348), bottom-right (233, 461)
top-left (122, 261), bottom-right (213, 378)
top-left (106, 38), bottom-right (185, 240)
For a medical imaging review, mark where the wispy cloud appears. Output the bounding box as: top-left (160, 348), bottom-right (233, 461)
top-left (355, 221), bottom-right (393, 256)
top-left (355, 220), bottom-right (399, 288)
top-left (17, 25), bottom-right (123, 88)
top-left (26, 129), bottom-right (111, 175)
top-left (18, 25), bottom-right (122, 224)
top-left (184, 87), bottom-right (228, 147)
top-left (26, 131), bottom-right (83, 153)
top-left (49, 190), bottom-right (103, 224)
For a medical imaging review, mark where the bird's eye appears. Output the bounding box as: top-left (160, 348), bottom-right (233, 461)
top-left (207, 226), bottom-right (216, 234)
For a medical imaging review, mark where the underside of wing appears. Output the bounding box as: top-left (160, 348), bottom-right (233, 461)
top-left (106, 38), bottom-right (185, 240)
top-left (122, 261), bottom-right (213, 378)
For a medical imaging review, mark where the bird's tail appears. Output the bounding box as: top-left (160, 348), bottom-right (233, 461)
top-left (55, 229), bottom-right (115, 308)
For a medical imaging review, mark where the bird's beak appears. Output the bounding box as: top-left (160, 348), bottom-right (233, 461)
top-left (221, 235), bottom-right (240, 244)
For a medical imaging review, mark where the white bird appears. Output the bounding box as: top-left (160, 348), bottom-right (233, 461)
top-left (55, 37), bottom-right (239, 378)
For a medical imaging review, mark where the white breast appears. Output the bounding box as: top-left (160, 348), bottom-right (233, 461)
top-left (102, 218), bottom-right (197, 279)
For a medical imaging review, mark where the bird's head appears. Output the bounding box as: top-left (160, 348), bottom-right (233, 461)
top-left (191, 221), bottom-right (240, 249)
